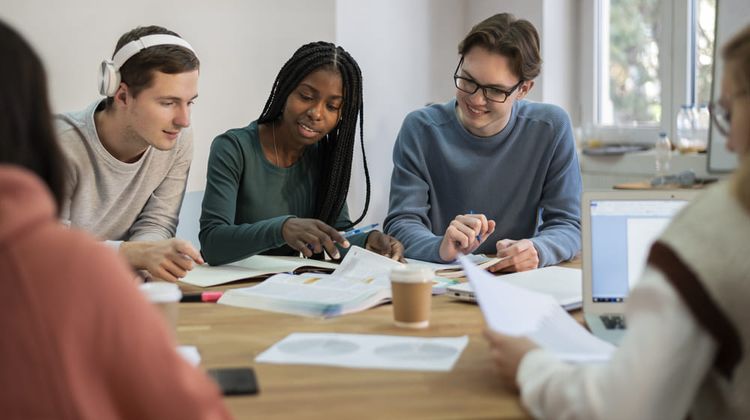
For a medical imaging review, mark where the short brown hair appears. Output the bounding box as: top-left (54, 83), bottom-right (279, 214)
top-left (106, 25), bottom-right (199, 107)
top-left (458, 13), bottom-right (541, 81)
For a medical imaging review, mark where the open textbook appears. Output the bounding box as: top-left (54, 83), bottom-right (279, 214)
top-left (180, 255), bottom-right (339, 287)
top-left (458, 255), bottom-right (615, 362)
top-left (407, 254), bottom-right (507, 278)
top-left (218, 246), bottom-right (402, 317)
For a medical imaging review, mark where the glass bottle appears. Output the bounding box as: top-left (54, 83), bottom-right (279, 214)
top-left (676, 104), bottom-right (694, 153)
top-left (655, 132), bottom-right (672, 177)
top-left (695, 104), bottom-right (710, 152)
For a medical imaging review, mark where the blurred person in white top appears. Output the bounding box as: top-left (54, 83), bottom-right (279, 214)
top-left (483, 24), bottom-right (750, 420)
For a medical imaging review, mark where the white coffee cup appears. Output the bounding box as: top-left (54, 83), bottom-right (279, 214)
top-left (138, 282), bottom-right (182, 334)
top-left (390, 266), bottom-right (434, 329)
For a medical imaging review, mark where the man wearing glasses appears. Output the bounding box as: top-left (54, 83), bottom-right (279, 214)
top-left (384, 13), bottom-right (582, 272)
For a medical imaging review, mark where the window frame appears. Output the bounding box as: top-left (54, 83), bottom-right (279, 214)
top-left (579, 0), bottom-right (702, 144)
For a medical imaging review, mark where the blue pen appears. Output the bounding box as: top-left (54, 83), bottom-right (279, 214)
top-left (468, 210), bottom-right (482, 243)
top-left (341, 223), bottom-right (379, 239)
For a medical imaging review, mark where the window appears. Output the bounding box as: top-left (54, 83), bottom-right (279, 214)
top-left (600, 0), bottom-right (662, 126)
top-left (581, 0), bottom-right (716, 140)
top-left (695, 0), bottom-right (716, 106)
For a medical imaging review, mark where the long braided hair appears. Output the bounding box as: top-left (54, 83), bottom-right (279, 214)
top-left (258, 41), bottom-right (370, 228)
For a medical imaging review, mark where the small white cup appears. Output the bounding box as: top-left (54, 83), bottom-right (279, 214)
top-left (138, 282), bottom-right (182, 334)
top-left (390, 266), bottom-right (434, 329)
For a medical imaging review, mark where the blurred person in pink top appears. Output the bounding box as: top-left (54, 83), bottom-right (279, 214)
top-left (0, 19), bottom-right (231, 420)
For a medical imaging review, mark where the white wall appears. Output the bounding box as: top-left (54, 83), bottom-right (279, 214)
top-left (427, 1), bottom-right (469, 104)
top-left (542, 0), bottom-right (578, 122)
top-left (337, 0), bottom-right (465, 227)
top-left (0, 0), bottom-right (336, 193)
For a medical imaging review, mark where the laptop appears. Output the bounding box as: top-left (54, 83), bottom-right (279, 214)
top-left (582, 190), bottom-right (696, 345)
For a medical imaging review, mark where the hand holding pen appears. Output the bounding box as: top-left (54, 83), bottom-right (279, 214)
top-left (438, 212), bottom-right (496, 262)
top-left (340, 223), bottom-right (379, 238)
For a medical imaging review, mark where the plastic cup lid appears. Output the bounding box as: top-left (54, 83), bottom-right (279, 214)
top-left (390, 266), bottom-right (434, 282)
top-left (138, 281), bottom-right (182, 303)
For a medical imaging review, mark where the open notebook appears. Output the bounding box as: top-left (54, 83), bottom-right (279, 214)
top-left (406, 254), bottom-right (508, 278)
top-left (447, 266), bottom-right (583, 310)
top-left (179, 255), bottom-right (339, 287)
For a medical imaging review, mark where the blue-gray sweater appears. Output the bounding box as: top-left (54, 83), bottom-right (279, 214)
top-left (384, 99), bottom-right (581, 266)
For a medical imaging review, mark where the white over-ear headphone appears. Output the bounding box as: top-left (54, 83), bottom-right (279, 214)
top-left (98, 34), bottom-right (196, 97)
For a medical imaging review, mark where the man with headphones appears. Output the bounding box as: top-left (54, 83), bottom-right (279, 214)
top-left (56, 25), bottom-right (202, 282)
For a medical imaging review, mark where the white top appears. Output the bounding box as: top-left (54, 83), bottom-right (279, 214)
top-left (516, 266), bottom-right (717, 420)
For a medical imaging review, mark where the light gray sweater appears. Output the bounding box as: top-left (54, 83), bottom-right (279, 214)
top-left (55, 100), bottom-right (192, 242)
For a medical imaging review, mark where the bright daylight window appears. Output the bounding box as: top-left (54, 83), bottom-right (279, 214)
top-left (601, 0), bottom-right (661, 126)
top-left (695, 0), bottom-right (716, 106)
top-left (597, 0), bottom-right (716, 128)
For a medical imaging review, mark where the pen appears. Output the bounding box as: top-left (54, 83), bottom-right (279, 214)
top-left (341, 223), bottom-right (379, 239)
top-left (468, 210), bottom-right (482, 243)
top-left (181, 291), bottom-right (223, 303)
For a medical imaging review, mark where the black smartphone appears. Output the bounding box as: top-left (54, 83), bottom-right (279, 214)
top-left (207, 367), bottom-right (259, 396)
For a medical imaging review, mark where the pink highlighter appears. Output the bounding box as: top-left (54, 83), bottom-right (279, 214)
top-left (180, 291), bottom-right (223, 303)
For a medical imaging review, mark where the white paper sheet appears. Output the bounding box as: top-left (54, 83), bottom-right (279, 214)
top-left (256, 333), bottom-right (468, 372)
top-left (334, 246), bottom-right (402, 279)
top-left (459, 255), bottom-right (615, 362)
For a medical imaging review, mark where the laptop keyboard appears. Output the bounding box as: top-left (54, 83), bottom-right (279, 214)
top-left (600, 314), bottom-right (626, 330)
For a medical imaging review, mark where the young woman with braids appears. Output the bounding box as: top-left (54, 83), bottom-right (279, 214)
top-left (199, 41), bottom-right (403, 265)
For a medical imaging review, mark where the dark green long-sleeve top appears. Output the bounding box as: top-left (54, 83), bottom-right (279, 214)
top-left (199, 121), bottom-right (366, 266)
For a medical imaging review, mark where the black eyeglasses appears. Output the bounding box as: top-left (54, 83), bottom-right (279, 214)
top-left (709, 91), bottom-right (748, 136)
top-left (453, 56), bottom-right (524, 104)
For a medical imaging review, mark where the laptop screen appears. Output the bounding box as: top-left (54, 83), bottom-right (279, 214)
top-left (590, 199), bottom-right (688, 302)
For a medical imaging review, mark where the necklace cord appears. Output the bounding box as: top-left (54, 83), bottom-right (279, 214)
top-left (272, 122), bottom-right (280, 167)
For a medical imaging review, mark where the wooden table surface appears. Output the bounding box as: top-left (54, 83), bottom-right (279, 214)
top-left (177, 259), bottom-right (581, 419)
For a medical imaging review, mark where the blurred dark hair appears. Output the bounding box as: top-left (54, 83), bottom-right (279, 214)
top-left (0, 20), bottom-right (67, 211)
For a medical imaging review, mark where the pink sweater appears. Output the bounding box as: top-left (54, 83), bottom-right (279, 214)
top-left (0, 165), bottom-right (231, 419)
